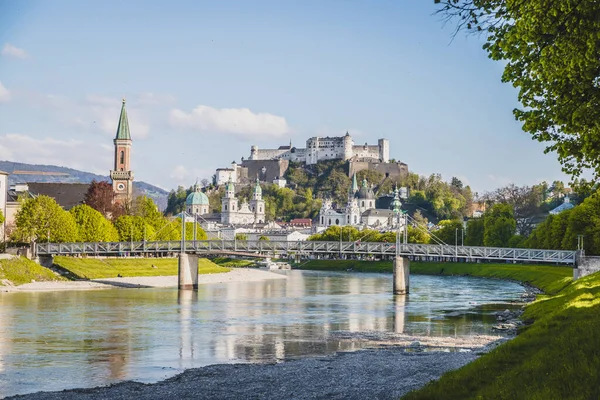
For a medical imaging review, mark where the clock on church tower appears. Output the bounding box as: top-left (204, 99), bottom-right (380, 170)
top-left (110, 99), bottom-right (134, 205)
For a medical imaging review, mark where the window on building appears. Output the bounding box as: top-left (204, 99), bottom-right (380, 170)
top-left (120, 151), bottom-right (124, 165)
top-left (233, 205), bottom-right (235, 210)
top-left (361, 201), bottom-right (365, 207)
top-left (224, 205), bottom-right (228, 211)
top-left (354, 215), bottom-right (357, 223)
top-left (259, 207), bottom-right (262, 212)
top-left (328, 218), bottom-right (331, 225)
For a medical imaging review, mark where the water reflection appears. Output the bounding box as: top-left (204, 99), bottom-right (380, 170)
top-left (0, 271), bottom-right (525, 397)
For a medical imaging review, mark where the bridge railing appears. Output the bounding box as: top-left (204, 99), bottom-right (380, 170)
top-left (35, 240), bottom-right (578, 265)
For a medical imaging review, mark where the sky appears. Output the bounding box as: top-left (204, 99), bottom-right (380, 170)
top-left (0, 0), bottom-right (573, 194)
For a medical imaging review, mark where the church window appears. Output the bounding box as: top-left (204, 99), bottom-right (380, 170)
top-left (259, 207), bottom-right (262, 212)
top-left (224, 205), bottom-right (228, 211)
top-left (328, 218), bottom-right (331, 225)
top-left (361, 201), bottom-right (364, 207)
top-left (347, 216), bottom-right (349, 223)
top-left (354, 215), bottom-right (357, 223)
top-left (120, 151), bottom-right (124, 165)
top-left (335, 219), bottom-right (339, 225)
top-left (233, 204), bottom-right (235, 210)
top-left (321, 217), bottom-right (324, 224)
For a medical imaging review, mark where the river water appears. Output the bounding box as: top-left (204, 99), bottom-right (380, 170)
top-left (0, 270), bottom-right (525, 398)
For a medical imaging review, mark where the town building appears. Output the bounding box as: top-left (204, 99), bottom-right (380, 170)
top-left (318, 174), bottom-right (405, 229)
top-left (221, 178), bottom-right (265, 225)
top-left (110, 99), bottom-right (134, 206)
top-left (549, 196), bottom-right (575, 215)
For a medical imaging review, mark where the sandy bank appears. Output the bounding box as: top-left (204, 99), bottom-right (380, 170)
top-left (1, 268), bottom-right (286, 292)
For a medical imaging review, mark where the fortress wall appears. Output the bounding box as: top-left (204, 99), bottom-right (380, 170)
top-left (241, 159), bottom-right (289, 183)
top-left (349, 160), bottom-right (409, 179)
top-left (254, 149), bottom-right (288, 160)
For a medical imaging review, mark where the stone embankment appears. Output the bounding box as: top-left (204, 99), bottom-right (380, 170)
top-left (491, 284), bottom-right (541, 335)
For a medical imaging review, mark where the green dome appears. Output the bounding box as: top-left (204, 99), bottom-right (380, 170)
top-left (186, 189), bottom-right (209, 206)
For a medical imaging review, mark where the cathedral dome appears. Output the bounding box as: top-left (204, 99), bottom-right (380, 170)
top-left (186, 186), bottom-right (209, 206)
top-left (355, 178), bottom-right (376, 200)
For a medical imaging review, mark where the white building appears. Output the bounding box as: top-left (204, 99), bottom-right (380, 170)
top-left (248, 132), bottom-right (389, 165)
top-left (215, 162), bottom-right (239, 185)
top-left (221, 178), bottom-right (266, 225)
top-left (318, 175), bottom-right (404, 230)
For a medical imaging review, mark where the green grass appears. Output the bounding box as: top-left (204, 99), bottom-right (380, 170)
top-left (402, 270), bottom-right (600, 400)
top-left (211, 257), bottom-right (257, 268)
top-left (53, 256), bottom-right (230, 279)
top-left (299, 260), bottom-right (572, 294)
top-left (0, 256), bottom-right (67, 286)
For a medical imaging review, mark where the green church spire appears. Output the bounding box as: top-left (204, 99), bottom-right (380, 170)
top-left (115, 98), bottom-right (131, 140)
top-left (351, 173), bottom-right (358, 193)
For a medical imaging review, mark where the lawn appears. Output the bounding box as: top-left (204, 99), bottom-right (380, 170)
top-left (402, 269), bottom-right (600, 400)
top-left (211, 257), bottom-right (257, 268)
top-left (0, 256), bottom-right (67, 286)
top-left (53, 256), bottom-right (230, 279)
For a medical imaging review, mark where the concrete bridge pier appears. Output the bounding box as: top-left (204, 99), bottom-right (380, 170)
top-left (393, 256), bottom-right (409, 295)
top-left (178, 254), bottom-right (199, 290)
top-left (36, 255), bottom-right (54, 268)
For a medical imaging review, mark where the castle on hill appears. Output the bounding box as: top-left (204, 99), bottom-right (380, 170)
top-left (249, 132), bottom-right (389, 165)
top-left (215, 132), bottom-right (408, 186)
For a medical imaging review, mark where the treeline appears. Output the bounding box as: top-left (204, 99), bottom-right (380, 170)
top-left (9, 182), bottom-right (206, 244)
top-left (525, 191), bottom-right (600, 254)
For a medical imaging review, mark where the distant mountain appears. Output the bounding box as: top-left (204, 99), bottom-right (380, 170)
top-left (0, 160), bottom-right (169, 210)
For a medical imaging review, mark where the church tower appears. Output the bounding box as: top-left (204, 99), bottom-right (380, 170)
top-left (110, 99), bottom-right (134, 206)
top-left (249, 177), bottom-right (265, 224)
top-left (221, 178), bottom-right (238, 224)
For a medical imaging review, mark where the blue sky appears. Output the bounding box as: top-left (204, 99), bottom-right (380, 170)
top-left (0, 0), bottom-right (571, 193)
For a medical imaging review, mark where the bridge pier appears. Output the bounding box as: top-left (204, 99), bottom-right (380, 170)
top-left (393, 256), bottom-right (409, 295)
top-left (178, 254), bottom-right (199, 290)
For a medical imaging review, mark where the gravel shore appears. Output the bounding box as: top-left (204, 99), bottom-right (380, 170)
top-left (6, 341), bottom-right (503, 400)
top-left (1, 269), bottom-right (286, 292)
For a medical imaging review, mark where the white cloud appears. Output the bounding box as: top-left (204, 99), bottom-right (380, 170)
top-left (1, 43), bottom-right (28, 59)
top-left (169, 105), bottom-right (290, 138)
top-left (0, 81), bottom-right (10, 102)
top-left (0, 133), bottom-right (112, 175)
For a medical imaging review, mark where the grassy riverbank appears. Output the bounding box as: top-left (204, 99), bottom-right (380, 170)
top-left (403, 268), bottom-right (600, 400)
top-left (0, 256), bottom-right (66, 286)
top-left (53, 256), bottom-right (230, 279)
top-left (299, 260), bottom-right (572, 294)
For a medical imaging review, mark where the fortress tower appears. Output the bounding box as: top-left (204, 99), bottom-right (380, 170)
top-left (110, 99), bottom-right (134, 206)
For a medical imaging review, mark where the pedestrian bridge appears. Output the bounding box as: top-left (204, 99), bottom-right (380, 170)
top-left (35, 240), bottom-right (578, 265)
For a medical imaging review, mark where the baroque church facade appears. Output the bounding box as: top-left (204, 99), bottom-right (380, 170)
top-left (319, 174), bottom-right (404, 229)
top-left (110, 99), bottom-right (134, 205)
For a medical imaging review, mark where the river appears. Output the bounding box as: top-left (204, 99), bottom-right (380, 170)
top-left (0, 270), bottom-right (525, 398)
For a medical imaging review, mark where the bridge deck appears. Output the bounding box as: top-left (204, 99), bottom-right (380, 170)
top-left (35, 240), bottom-right (578, 265)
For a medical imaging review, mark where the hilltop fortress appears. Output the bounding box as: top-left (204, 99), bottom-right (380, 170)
top-left (249, 132), bottom-right (389, 165)
top-left (215, 132), bottom-right (407, 185)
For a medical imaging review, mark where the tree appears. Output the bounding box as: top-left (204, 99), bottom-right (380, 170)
top-left (487, 184), bottom-right (544, 236)
top-left (407, 225), bottom-right (430, 244)
top-left (450, 177), bottom-right (463, 190)
top-left (465, 217), bottom-right (485, 246)
top-left (235, 233), bottom-right (248, 241)
top-left (432, 219), bottom-right (464, 245)
top-left (113, 215), bottom-right (156, 242)
top-left (436, 0), bottom-right (600, 181)
top-left (70, 204), bottom-right (119, 242)
top-left (84, 180), bottom-right (116, 218)
top-left (12, 195), bottom-right (79, 243)
top-left (483, 203), bottom-right (516, 247)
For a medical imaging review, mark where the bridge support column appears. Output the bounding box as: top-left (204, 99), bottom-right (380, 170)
top-left (36, 255), bottom-right (54, 269)
top-left (393, 256), bottom-right (409, 295)
top-left (178, 254), bottom-right (198, 290)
